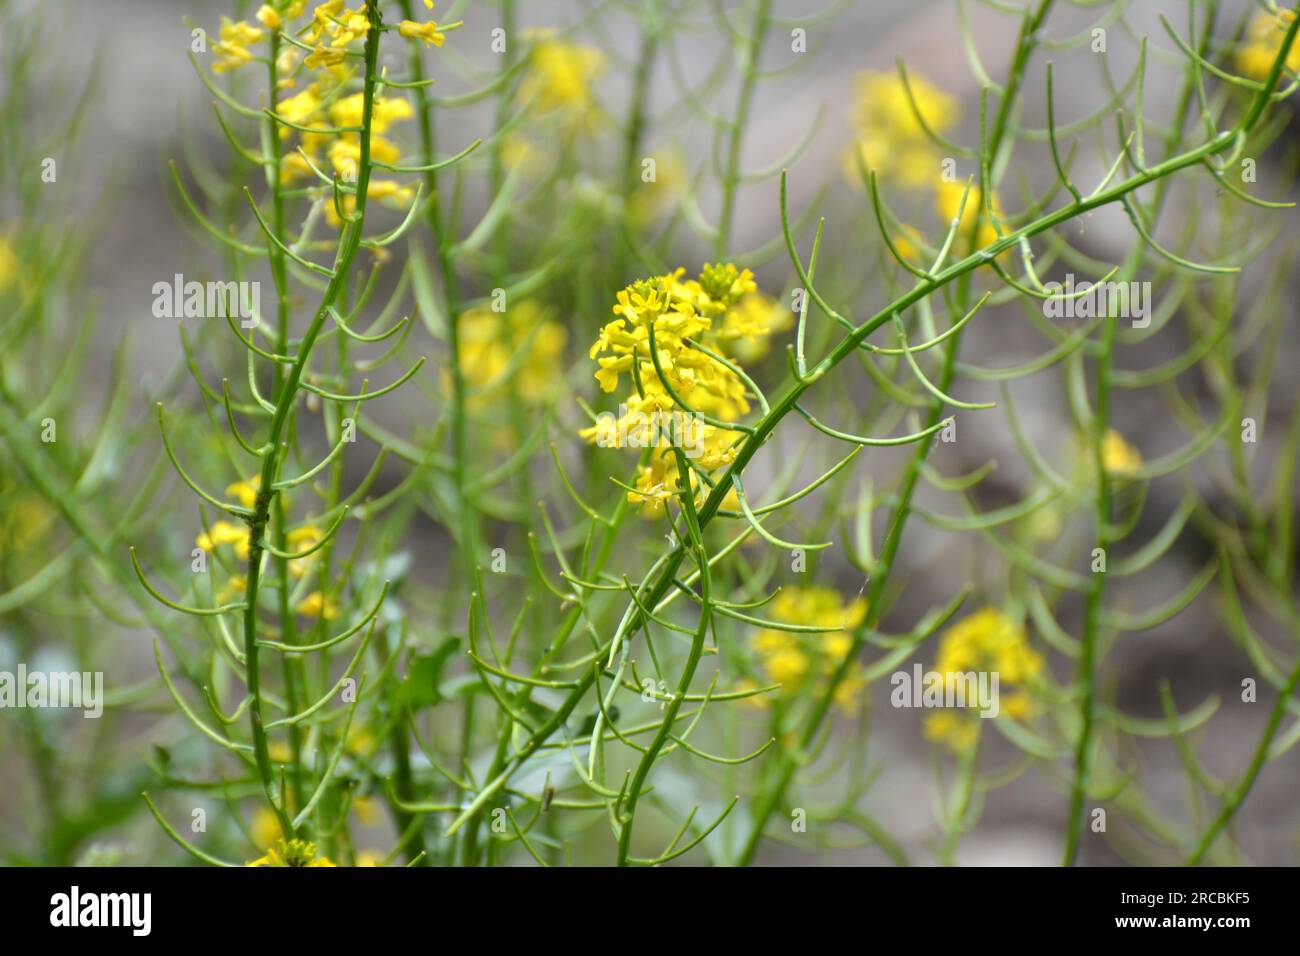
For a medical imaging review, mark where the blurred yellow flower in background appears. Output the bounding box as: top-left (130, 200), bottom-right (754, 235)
top-left (0, 492), bottom-right (51, 554)
top-left (1236, 9), bottom-right (1300, 81)
top-left (455, 300), bottom-right (568, 407)
top-left (936, 180), bottom-right (1003, 249)
top-left (1100, 427), bottom-right (1142, 477)
top-left (296, 591), bottom-right (339, 619)
top-left (196, 520), bottom-right (250, 560)
top-left (923, 607), bottom-right (1043, 752)
top-left (746, 586), bottom-right (868, 715)
top-left (226, 476), bottom-right (261, 510)
top-left (519, 32), bottom-right (606, 129)
top-left (250, 806), bottom-right (281, 849)
top-left (0, 234), bottom-right (17, 293)
top-left (843, 69), bottom-right (957, 190)
top-left (716, 292), bottom-right (794, 363)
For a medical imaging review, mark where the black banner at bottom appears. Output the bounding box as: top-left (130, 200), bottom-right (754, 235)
top-left (0, 865), bottom-right (1284, 943)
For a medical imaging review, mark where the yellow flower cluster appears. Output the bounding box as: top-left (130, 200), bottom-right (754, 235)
top-left (211, 2), bottom-right (368, 75)
top-left (590, 265), bottom-right (752, 406)
top-left (208, 3), bottom-right (450, 227)
top-left (455, 300), bottom-right (568, 407)
top-left (194, 476), bottom-right (336, 619)
top-left (741, 587), bottom-right (869, 715)
top-left (922, 607), bottom-right (1043, 752)
top-left (212, 17), bottom-right (266, 73)
top-left (845, 70), bottom-right (1007, 256)
top-left (843, 70), bottom-right (957, 190)
top-left (212, 1), bottom-right (447, 74)
top-left (518, 31), bottom-right (606, 129)
top-left (1236, 9), bottom-right (1300, 81)
top-left (277, 80), bottom-right (417, 225)
top-left (247, 837), bottom-right (336, 867)
top-left (582, 264), bottom-right (790, 514)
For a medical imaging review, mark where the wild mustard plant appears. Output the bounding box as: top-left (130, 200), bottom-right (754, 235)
top-left (3, 0), bottom-right (1300, 869)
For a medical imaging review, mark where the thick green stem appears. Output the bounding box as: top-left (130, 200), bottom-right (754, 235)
top-left (240, 0), bottom-right (385, 839)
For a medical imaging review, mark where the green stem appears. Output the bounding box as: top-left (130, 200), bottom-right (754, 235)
top-left (1186, 629), bottom-right (1300, 864)
top-left (240, 0), bottom-right (386, 839)
top-left (616, 7), bottom-right (660, 280)
top-left (714, 0), bottom-right (772, 258)
top-left (616, 447), bottom-right (713, 866)
top-left (1064, 0), bottom-right (1221, 864)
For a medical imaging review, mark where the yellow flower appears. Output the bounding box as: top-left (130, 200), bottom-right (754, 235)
top-left (352, 795), bottom-right (380, 826)
top-left (455, 300), bottom-right (568, 406)
top-left (329, 94), bottom-right (412, 133)
top-left (247, 838), bottom-right (336, 867)
top-left (588, 267), bottom-right (751, 416)
top-left (327, 134), bottom-right (401, 178)
top-left (278, 87), bottom-right (322, 128)
top-left (1236, 10), bottom-right (1300, 81)
top-left (280, 151), bottom-right (314, 184)
top-left (923, 710), bottom-right (980, 752)
top-left (585, 264), bottom-right (790, 521)
top-left (323, 174), bottom-right (416, 228)
top-left (935, 607), bottom-right (1042, 683)
top-left (284, 525), bottom-right (324, 577)
top-left (0, 493), bottom-right (51, 553)
top-left (500, 132), bottom-right (540, 174)
top-left (1100, 428), bottom-right (1142, 477)
top-left (716, 293), bottom-right (793, 363)
top-left (346, 726), bottom-right (377, 757)
top-left (356, 850), bottom-right (384, 867)
top-left (268, 741), bottom-right (292, 763)
top-left (925, 607), bottom-right (1044, 753)
top-left (276, 48), bottom-right (301, 88)
top-left (855, 69), bottom-right (958, 141)
top-left (733, 677), bottom-right (772, 711)
top-left (698, 262), bottom-right (758, 310)
top-left (936, 180), bottom-right (1004, 249)
top-left (251, 806), bottom-right (282, 849)
top-left (518, 33), bottom-right (605, 127)
top-left (226, 476), bottom-right (261, 510)
top-left (287, 524), bottom-right (324, 551)
top-left (843, 69), bottom-right (957, 190)
top-left (745, 587), bottom-right (869, 714)
top-left (365, 178), bottom-right (417, 204)
top-left (306, 0), bottom-right (345, 42)
top-left (295, 591), bottom-right (339, 619)
top-left (305, 43), bottom-right (347, 70)
top-left (256, 4), bottom-right (283, 30)
top-left (196, 520), bottom-right (249, 559)
top-left (217, 575), bottom-right (247, 604)
top-left (398, 19), bottom-right (447, 47)
top-left (330, 6), bottom-right (370, 47)
top-left (212, 18), bottom-right (265, 74)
